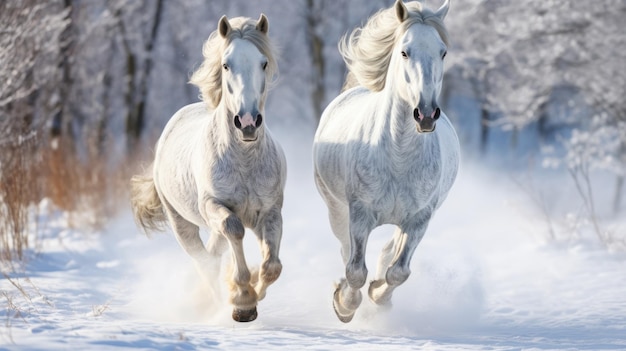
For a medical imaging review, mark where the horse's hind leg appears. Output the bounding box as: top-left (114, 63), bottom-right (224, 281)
top-left (202, 199), bottom-right (257, 322)
top-left (316, 181), bottom-right (350, 263)
top-left (162, 200), bottom-right (222, 300)
top-left (203, 230), bottom-right (228, 300)
top-left (329, 203), bottom-right (350, 265)
top-left (369, 214), bottom-right (429, 306)
top-left (369, 228), bottom-right (403, 306)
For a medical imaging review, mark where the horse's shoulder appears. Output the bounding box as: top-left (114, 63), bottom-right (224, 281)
top-left (182, 101), bottom-right (210, 112)
top-left (163, 103), bottom-right (210, 135)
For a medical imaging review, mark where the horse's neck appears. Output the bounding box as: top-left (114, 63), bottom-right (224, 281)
top-left (205, 106), bottom-right (231, 152)
top-left (375, 88), bottom-right (426, 148)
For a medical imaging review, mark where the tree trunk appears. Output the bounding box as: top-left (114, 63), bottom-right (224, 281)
top-left (135, 0), bottom-right (163, 144)
top-left (614, 139), bottom-right (626, 214)
top-left (306, 0), bottom-right (325, 124)
top-left (480, 106), bottom-right (490, 154)
top-left (51, 0), bottom-right (75, 140)
top-left (119, 0), bottom-right (163, 152)
top-left (614, 175), bottom-right (624, 215)
top-left (537, 99), bottom-right (550, 143)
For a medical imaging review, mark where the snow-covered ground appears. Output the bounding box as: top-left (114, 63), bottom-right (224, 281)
top-left (2, 127), bottom-right (626, 350)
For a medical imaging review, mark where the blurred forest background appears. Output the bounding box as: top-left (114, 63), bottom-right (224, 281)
top-left (1, 0), bottom-right (625, 260)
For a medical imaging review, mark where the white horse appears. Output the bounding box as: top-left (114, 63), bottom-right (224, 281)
top-left (130, 14), bottom-right (286, 322)
top-left (313, 0), bottom-right (459, 323)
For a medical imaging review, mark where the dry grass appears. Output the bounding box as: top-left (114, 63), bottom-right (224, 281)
top-left (0, 129), bottom-right (139, 338)
top-left (1, 270), bottom-right (55, 343)
top-left (0, 131), bottom-right (40, 262)
top-left (91, 300), bottom-right (112, 317)
top-left (0, 130), bottom-right (138, 262)
top-left (2, 290), bottom-right (23, 343)
top-left (41, 136), bottom-right (128, 230)
top-left (0, 129), bottom-right (138, 336)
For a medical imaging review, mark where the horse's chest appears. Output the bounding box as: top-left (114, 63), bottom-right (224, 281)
top-left (211, 160), bottom-right (281, 218)
top-left (353, 153), bottom-right (441, 218)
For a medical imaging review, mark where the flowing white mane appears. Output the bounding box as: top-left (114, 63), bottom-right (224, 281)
top-left (189, 17), bottom-right (278, 109)
top-left (340, 1), bottom-right (449, 92)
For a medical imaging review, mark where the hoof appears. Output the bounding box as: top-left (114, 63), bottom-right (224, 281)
top-left (232, 307), bottom-right (258, 322)
top-left (333, 285), bottom-right (355, 323)
top-left (368, 279), bottom-right (392, 307)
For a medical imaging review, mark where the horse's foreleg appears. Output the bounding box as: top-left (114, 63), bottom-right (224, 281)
top-left (252, 206), bottom-right (283, 301)
top-left (368, 215), bottom-right (429, 306)
top-left (203, 199), bottom-right (257, 322)
top-left (333, 201), bottom-right (375, 323)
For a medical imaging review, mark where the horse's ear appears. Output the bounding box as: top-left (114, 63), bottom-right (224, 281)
top-left (395, 0), bottom-right (409, 22)
top-left (434, 0), bottom-right (450, 20)
top-left (218, 15), bottom-right (231, 38)
top-left (256, 14), bottom-right (269, 34)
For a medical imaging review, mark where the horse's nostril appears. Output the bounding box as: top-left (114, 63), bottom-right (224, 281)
top-left (234, 115), bottom-right (242, 129)
top-left (255, 114), bottom-right (263, 127)
top-left (413, 108), bottom-right (420, 122)
top-left (433, 108), bottom-right (441, 120)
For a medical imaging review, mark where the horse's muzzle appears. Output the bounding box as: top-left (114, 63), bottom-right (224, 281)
top-left (413, 107), bottom-right (439, 133)
top-left (234, 112), bottom-right (263, 141)
top-left (416, 118), bottom-right (436, 133)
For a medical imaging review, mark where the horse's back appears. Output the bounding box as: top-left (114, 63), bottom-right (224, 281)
top-left (155, 102), bottom-right (211, 174)
top-left (315, 86), bottom-right (372, 144)
top-left (156, 102), bottom-right (208, 152)
top-left (153, 102), bottom-right (211, 225)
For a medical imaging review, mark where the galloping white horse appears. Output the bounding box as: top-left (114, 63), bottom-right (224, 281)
top-left (130, 14), bottom-right (286, 322)
top-left (313, 0), bottom-right (459, 322)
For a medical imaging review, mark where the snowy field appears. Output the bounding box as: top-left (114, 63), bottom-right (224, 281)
top-left (2, 127), bottom-right (626, 351)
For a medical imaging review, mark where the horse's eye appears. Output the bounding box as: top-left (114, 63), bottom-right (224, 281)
top-left (401, 51), bottom-right (408, 59)
top-left (222, 63), bottom-right (229, 71)
top-left (262, 61), bottom-right (268, 71)
top-left (442, 51), bottom-right (447, 59)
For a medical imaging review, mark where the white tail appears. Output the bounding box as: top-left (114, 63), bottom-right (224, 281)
top-left (130, 173), bottom-right (166, 234)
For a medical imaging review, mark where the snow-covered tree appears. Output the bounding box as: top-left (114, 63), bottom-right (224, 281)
top-left (0, 0), bottom-right (70, 259)
top-left (0, 1), bottom-right (69, 145)
top-left (449, 0), bottom-right (626, 211)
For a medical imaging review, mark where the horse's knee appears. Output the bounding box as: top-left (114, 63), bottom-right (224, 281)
top-left (386, 266), bottom-right (411, 286)
top-left (261, 259), bottom-right (282, 284)
top-left (223, 214), bottom-right (245, 239)
top-left (232, 267), bottom-right (251, 287)
top-left (346, 262), bottom-right (368, 289)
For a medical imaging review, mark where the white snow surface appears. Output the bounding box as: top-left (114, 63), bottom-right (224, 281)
top-left (2, 127), bottom-right (626, 350)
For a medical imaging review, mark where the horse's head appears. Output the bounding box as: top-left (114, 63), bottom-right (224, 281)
top-left (190, 14), bottom-right (277, 143)
top-left (218, 15), bottom-right (272, 142)
top-left (392, 0), bottom-right (449, 133)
